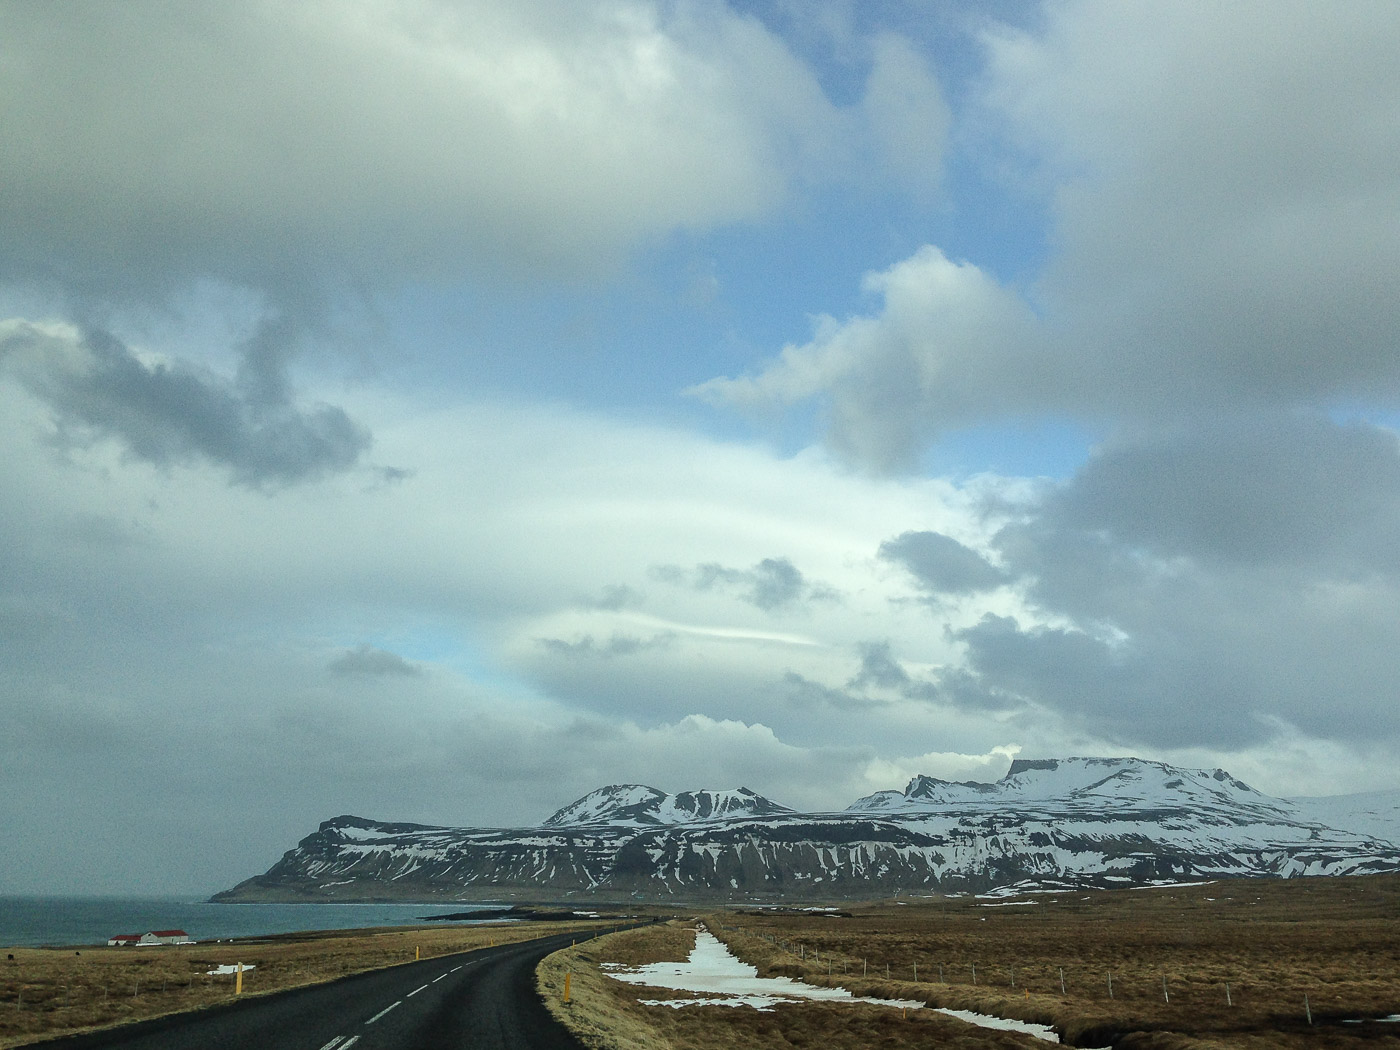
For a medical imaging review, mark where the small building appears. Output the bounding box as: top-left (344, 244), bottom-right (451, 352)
top-left (143, 930), bottom-right (192, 945)
top-left (109, 930), bottom-right (192, 946)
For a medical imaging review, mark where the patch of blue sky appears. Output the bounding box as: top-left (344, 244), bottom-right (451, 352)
top-left (728, 0), bottom-right (1046, 110)
top-left (336, 623), bottom-right (519, 691)
top-left (922, 417), bottom-right (1097, 481)
top-left (387, 175), bottom-right (1049, 411)
top-left (1327, 404), bottom-right (1400, 434)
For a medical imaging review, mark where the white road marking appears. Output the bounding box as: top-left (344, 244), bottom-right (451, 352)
top-left (451, 965), bottom-right (463, 972)
top-left (365, 1001), bottom-right (401, 1024)
top-left (317, 1038), bottom-right (344, 1050)
top-left (432, 973), bottom-right (447, 983)
top-left (407, 983), bottom-right (429, 997)
top-left (341, 1038), bottom-right (360, 1049)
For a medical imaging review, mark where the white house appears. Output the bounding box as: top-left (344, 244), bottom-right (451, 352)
top-left (108, 929), bottom-right (192, 946)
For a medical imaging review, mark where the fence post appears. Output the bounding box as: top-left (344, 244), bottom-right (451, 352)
top-left (1108, 972), bottom-right (1113, 999)
top-left (1161, 976), bottom-right (1169, 1004)
top-left (972, 963), bottom-right (977, 985)
top-left (1305, 994), bottom-right (1312, 1025)
top-left (1225, 982), bottom-right (1231, 1006)
top-left (913, 963), bottom-right (917, 982)
top-left (1059, 968), bottom-right (1066, 995)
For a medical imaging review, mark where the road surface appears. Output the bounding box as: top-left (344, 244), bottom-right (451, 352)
top-left (28, 930), bottom-right (593, 1050)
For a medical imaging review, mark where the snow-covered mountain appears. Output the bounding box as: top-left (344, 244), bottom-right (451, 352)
top-left (214, 758), bottom-right (1400, 902)
top-left (544, 785), bottom-right (792, 827)
top-left (849, 757), bottom-right (1294, 821)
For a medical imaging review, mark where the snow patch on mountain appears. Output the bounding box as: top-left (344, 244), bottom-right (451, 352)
top-left (848, 757), bottom-right (1292, 820)
top-left (545, 784), bottom-right (793, 828)
top-left (1289, 789), bottom-right (1400, 845)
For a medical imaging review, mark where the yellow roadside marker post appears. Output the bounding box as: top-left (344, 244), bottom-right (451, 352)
top-left (235, 963), bottom-right (243, 996)
top-left (415, 947), bottom-right (420, 961)
top-left (564, 972), bottom-right (571, 1003)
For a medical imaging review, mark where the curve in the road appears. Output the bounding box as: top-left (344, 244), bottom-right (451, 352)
top-left (22, 930), bottom-right (594, 1050)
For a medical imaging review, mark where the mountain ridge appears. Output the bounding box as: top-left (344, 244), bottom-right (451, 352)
top-left (543, 784), bottom-right (793, 828)
top-left (213, 757), bottom-right (1400, 903)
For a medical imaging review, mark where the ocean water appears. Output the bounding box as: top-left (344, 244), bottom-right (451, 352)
top-left (0, 897), bottom-right (506, 948)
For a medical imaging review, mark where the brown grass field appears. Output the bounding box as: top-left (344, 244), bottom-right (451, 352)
top-left (542, 875), bottom-right (1400, 1050)
top-left (0, 919), bottom-right (601, 1049)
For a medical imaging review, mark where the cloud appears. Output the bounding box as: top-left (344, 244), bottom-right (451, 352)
top-left (988, 2), bottom-right (1400, 415)
top-left (847, 641), bottom-right (911, 690)
top-left (1037, 416), bottom-right (1400, 572)
top-left (0, 319), bottom-right (369, 485)
top-left (698, 5), bottom-right (1400, 470)
top-left (0, 0), bottom-right (849, 296)
top-left (656, 556), bottom-right (839, 612)
top-left (861, 32), bottom-right (949, 193)
top-left (329, 644), bottom-right (423, 677)
top-left (859, 744), bottom-right (1022, 796)
top-left (880, 529), bottom-right (1008, 594)
top-left (967, 414), bottom-right (1400, 750)
top-left (1, 386), bottom-right (1034, 891)
top-left (691, 245), bottom-right (1041, 471)
top-left (537, 632), bottom-right (676, 659)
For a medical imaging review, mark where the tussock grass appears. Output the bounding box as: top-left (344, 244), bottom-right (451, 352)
top-left (707, 874), bottom-right (1400, 1048)
top-left (0, 920), bottom-right (598, 1049)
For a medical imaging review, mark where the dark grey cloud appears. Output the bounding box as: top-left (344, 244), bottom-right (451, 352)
top-left (329, 645), bottom-right (422, 678)
top-left (656, 556), bottom-right (838, 612)
top-left (782, 671), bottom-right (891, 711)
top-left (0, 320), bottom-right (369, 485)
top-left (578, 585), bottom-right (643, 611)
top-left (537, 633), bottom-right (675, 659)
top-left (847, 641), bottom-right (911, 690)
top-left (949, 613), bottom-right (1262, 748)
top-left (1045, 416), bottom-right (1400, 571)
top-left (964, 414), bottom-right (1400, 749)
top-left (879, 529), bottom-right (1007, 594)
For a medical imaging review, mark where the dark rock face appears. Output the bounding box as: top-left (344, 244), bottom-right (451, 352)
top-left (214, 759), bottom-right (1400, 902)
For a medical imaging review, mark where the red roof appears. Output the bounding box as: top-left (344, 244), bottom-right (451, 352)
top-left (110, 934), bottom-right (141, 942)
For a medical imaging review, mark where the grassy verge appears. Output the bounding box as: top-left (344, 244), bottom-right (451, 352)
top-left (537, 922), bottom-right (694, 1050)
top-left (0, 920), bottom-right (599, 1049)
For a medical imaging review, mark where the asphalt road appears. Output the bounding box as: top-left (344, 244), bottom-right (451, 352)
top-left (28, 930), bottom-right (594, 1050)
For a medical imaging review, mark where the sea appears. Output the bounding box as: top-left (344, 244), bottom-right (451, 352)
top-left (0, 897), bottom-right (507, 949)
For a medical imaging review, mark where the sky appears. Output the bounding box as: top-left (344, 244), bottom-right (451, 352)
top-left (3, 0), bottom-right (1399, 896)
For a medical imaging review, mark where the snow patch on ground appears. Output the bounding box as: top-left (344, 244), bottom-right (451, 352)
top-left (601, 926), bottom-right (1107, 1047)
top-left (933, 1007), bottom-right (1061, 1042)
top-left (205, 964), bottom-right (255, 975)
top-left (601, 926), bottom-right (923, 1012)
